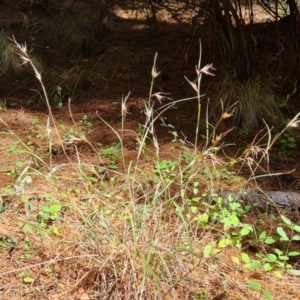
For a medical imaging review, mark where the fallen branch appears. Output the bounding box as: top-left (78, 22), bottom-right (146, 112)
top-left (226, 191), bottom-right (300, 212)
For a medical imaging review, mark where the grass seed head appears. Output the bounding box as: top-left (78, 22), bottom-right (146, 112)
top-left (151, 52), bottom-right (160, 79)
top-left (152, 92), bottom-right (172, 104)
top-left (200, 63), bottom-right (216, 76)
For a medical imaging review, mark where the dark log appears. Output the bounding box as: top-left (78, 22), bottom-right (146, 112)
top-left (226, 191), bottom-right (300, 212)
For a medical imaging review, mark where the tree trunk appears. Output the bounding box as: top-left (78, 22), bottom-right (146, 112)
top-left (212, 0), bottom-right (252, 80)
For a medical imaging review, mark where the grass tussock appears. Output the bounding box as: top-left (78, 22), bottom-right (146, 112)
top-left (0, 31), bottom-right (42, 76)
top-left (49, 7), bottom-right (109, 59)
top-left (44, 46), bottom-right (133, 97)
top-left (212, 71), bottom-right (282, 133)
top-left (1, 37), bottom-right (300, 300)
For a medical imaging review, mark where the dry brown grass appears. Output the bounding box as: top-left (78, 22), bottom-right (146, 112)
top-left (1, 3), bottom-right (300, 299)
top-left (0, 97), bottom-right (299, 299)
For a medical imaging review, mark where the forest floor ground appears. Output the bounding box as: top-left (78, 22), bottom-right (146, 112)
top-left (0, 1), bottom-right (300, 299)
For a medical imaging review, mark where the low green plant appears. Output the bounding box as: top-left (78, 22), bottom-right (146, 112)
top-left (61, 120), bottom-right (91, 140)
top-left (37, 204), bottom-right (61, 225)
top-left (51, 86), bottom-right (63, 107)
top-left (254, 215), bottom-right (300, 273)
top-left (278, 81), bottom-right (297, 108)
top-left (101, 142), bottom-right (121, 169)
top-left (187, 190), bottom-right (300, 278)
top-left (153, 159), bottom-right (178, 182)
top-left (79, 114), bottom-right (93, 134)
top-left (17, 271), bottom-right (34, 284)
top-left (189, 193), bottom-right (253, 247)
top-left (247, 280), bottom-right (272, 300)
top-left (277, 83), bottom-right (299, 156)
top-left (278, 125), bottom-right (299, 157)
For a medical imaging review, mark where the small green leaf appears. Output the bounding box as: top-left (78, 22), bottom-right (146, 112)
top-left (194, 213), bottom-right (208, 224)
top-left (272, 270), bottom-right (282, 278)
top-left (265, 236), bottom-right (277, 244)
top-left (52, 227), bottom-right (60, 235)
top-left (241, 252), bottom-right (250, 263)
top-left (278, 255), bottom-right (289, 261)
top-left (56, 281), bottom-right (65, 288)
top-left (87, 176), bottom-right (97, 183)
top-left (108, 165), bottom-right (118, 170)
top-left (285, 263), bottom-right (292, 269)
top-left (230, 214), bottom-right (240, 226)
top-left (23, 277), bottom-right (34, 283)
top-left (292, 235), bottom-right (300, 241)
top-left (22, 224), bottom-right (34, 233)
top-left (191, 197), bottom-right (201, 202)
top-left (263, 263), bottom-right (273, 271)
top-left (262, 289), bottom-right (272, 300)
top-left (288, 251), bottom-right (300, 256)
top-left (231, 202), bottom-right (241, 210)
top-left (203, 245), bottom-right (213, 258)
top-left (280, 215), bottom-right (292, 226)
top-left (287, 269), bottom-right (300, 276)
top-left (218, 239), bottom-right (231, 248)
top-left (190, 206), bottom-right (197, 213)
top-left (17, 272), bottom-right (25, 278)
top-left (264, 254), bottom-right (277, 262)
top-left (240, 225), bottom-right (253, 236)
top-left (274, 248), bottom-right (283, 255)
top-left (248, 260), bottom-right (261, 270)
top-left (16, 161), bottom-right (23, 167)
top-left (277, 227), bottom-right (289, 241)
top-left (293, 225), bottom-right (300, 233)
top-left (247, 280), bottom-right (261, 291)
top-left (50, 213), bottom-right (58, 220)
top-left (49, 204), bottom-right (61, 213)
top-left (41, 205), bottom-right (50, 212)
top-left (259, 231), bottom-right (266, 240)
